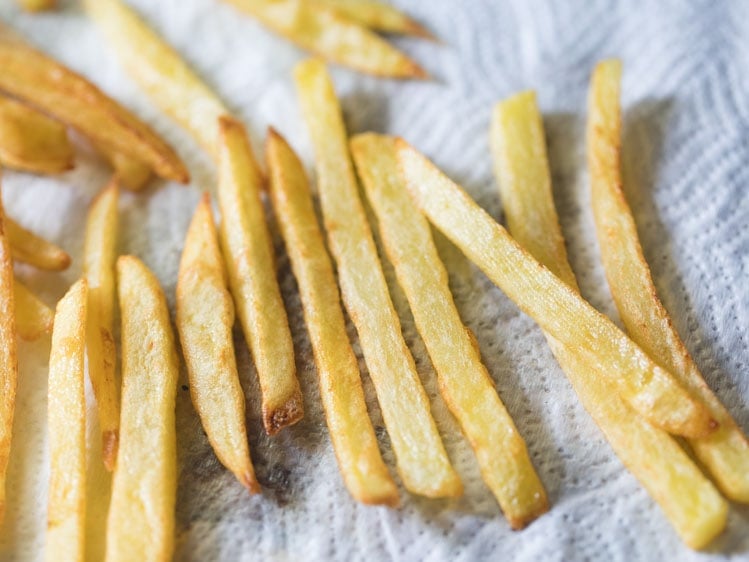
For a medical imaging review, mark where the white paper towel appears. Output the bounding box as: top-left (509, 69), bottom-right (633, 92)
top-left (0, 0), bottom-right (747, 560)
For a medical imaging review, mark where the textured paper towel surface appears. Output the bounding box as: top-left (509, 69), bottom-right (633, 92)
top-left (0, 0), bottom-right (748, 560)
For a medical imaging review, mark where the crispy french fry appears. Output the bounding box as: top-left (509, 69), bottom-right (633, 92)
top-left (294, 59), bottom-right (460, 497)
top-left (0, 193), bottom-right (17, 524)
top-left (588, 60), bottom-right (749, 502)
top-left (492, 90), bottom-right (727, 548)
top-left (106, 256), bottom-right (178, 562)
top-left (95, 143), bottom-right (152, 192)
top-left (0, 94), bottom-right (74, 174)
top-left (5, 215), bottom-right (71, 271)
top-left (223, 0), bottom-right (426, 79)
top-left (14, 278), bottom-right (53, 340)
top-left (266, 129), bottom-right (398, 506)
top-left (397, 139), bottom-right (715, 440)
top-left (18, 0), bottom-right (56, 12)
top-left (46, 279), bottom-right (87, 562)
top-left (352, 132), bottom-right (547, 527)
top-left (176, 195), bottom-right (260, 493)
top-left (84, 182), bottom-right (120, 471)
top-left (216, 117), bottom-right (303, 435)
top-left (85, 0), bottom-right (231, 158)
top-left (0, 27), bottom-right (188, 183)
top-left (315, 0), bottom-right (435, 39)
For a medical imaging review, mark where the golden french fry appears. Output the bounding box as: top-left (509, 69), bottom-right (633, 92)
top-left (106, 256), bottom-right (178, 562)
top-left (18, 0), bottom-right (56, 12)
top-left (84, 182), bottom-right (120, 471)
top-left (0, 27), bottom-right (188, 183)
top-left (14, 278), bottom-right (53, 340)
top-left (294, 59), bottom-right (460, 497)
top-left (0, 94), bottom-right (74, 174)
top-left (352, 132), bottom-right (547, 527)
top-left (95, 143), bottom-right (152, 192)
top-left (216, 117), bottom-right (303, 434)
top-left (46, 279), bottom-right (87, 562)
top-left (85, 0), bottom-right (231, 158)
top-left (492, 90), bottom-right (727, 549)
top-left (588, 60), bottom-right (749, 503)
top-left (176, 195), bottom-right (260, 493)
top-left (397, 139), bottom-right (715, 440)
top-left (266, 129), bottom-right (398, 506)
top-left (222, 0), bottom-right (426, 79)
top-left (315, 0), bottom-right (435, 39)
top-left (5, 215), bottom-right (71, 271)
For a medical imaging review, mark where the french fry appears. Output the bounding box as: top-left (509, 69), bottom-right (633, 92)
top-left (352, 132), bottom-right (547, 527)
top-left (46, 279), bottom-right (87, 562)
top-left (106, 256), bottom-right (178, 562)
top-left (492, 90), bottom-right (727, 548)
top-left (294, 59), bottom-right (460, 497)
top-left (14, 278), bottom-right (54, 340)
top-left (216, 117), bottom-right (303, 435)
top-left (5, 215), bottom-right (71, 271)
top-left (84, 182), bottom-right (120, 471)
top-left (85, 0), bottom-right (231, 159)
top-left (18, 0), bottom-right (56, 12)
top-left (0, 27), bottom-right (188, 183)
top-left (588, 60), bottom-right (749, 502)
top-left (222, 0), bottom-right (426, 79)
top-left (176, 195), bottom-right (260, 493)
top-left (0, 94), bottom-right (74, 175)
top-left (95, 143), bottom-right (152, 192)
top-left (315, 0), bottom-right (435, 39)
top-left (266, 129), bottom-right (398, 506)
top-left (397, 139), bottom-right (715, 440)
top-left (0, 193), bottom-right (17, 524)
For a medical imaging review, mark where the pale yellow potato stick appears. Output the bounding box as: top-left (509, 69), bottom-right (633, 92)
top-left (492, 90), bottom-right (727, 549)
top-left (588, 60), bottom-right (749, 502)
top-left (217, 117), bottom-right (303, 434)
top-left (397, 139), bottom-right (715, 440)
top-left (315, 0), bottom-right (435, 39)
top-left (14, 278), bottom-right (54, 340)
top-left (223, 0), bottom-right (427, 79)
top-left (5, 215), bottom-right (71, 271)
top-left (294, 59), bottom-right (461, 497)
top-left (106, 256), bottom-right (178, 562)
top-left (85, 0), bottom-right (231, 158)
top-left (0, 27), bottom-right (188, 183)
top-left (352, 132), bottom-right (547, 527)
top-left (266, 129), bottom-right (398, 506)
top-left (84, 182), bottom-right (120, 471)
top-left (46, 279), bottom-right (87, 562)
top-left (176, 195), bottom-right (260, 493)
top-left (95, 143), bottom-right (152, 192)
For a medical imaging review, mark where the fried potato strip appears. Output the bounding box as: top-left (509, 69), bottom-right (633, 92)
top-left (14, 279), bottom-right (53, 340)
top-left (5, 214), bottom-right (70, 271)
top-left (95, 143), bottom-right (152, 192)
top-left (315, 0), bottom-right (434, 38)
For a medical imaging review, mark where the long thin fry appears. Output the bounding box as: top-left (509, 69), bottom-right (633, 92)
top-left (0, 94), bottom-right (74, 174)
top-left (14, 278), bottom-right (54, 340)
top-left (492, 90), bottom-right (727, 549)
top-left (85, 0), bottom-right (231, 158)
top-left (266, 129), bottom-right (398, 506)
top-left (106, 256), bottom-right (178, 562)
top-left (315, 0), bottom-right (435, 39)
top-left (84, 182), bottom-right (120, 471)
top-left (397, 139), bottom-right (715, 440)
top-left (5, 215), bottom-right (71, 271)
top-left (0, 27), bottom-right (188, 183)
top-left (588, 59), bottom-right (749, 503)
top-left (217, 117), bottom-right (303, 435)
top-left (46, 279), bottom-right (87, 562)
top-left (95, 143), bottom-right (152, 192)
top-left (294, 59), bottom-right (460, 497)
top-left (352, 132), bottom-right (547, 527)
top-left (223, 0), bottom-right (426, 79)
top-left (176, 194), bottom-right (260, 493)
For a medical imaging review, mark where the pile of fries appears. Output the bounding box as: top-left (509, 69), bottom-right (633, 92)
top-left (0, 0), bottom-right (746, 558)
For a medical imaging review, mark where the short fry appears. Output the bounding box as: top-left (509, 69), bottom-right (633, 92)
top-left (5, 215), bottom-right (71, 271)
top-left (223, 0), bottom-right (426, 79)
top-left (95, 143), bottom-right (152, 192)
top-left (266, 129), bottom-right (398, 506)
top-left (217, 117), bottom-right (303, 435)
top-left (294, 59), bottom-right (460, 497)
top-left (315, 0), bottom-right (435, 39)
top-left (492, 90), bottom-right (727, 549)
top-left (14, 279), bottom-right (54, 340)
top-left (397, 139), bottom-right (715, 440)
top-left (46, 279), bottom-right (87, 562)
top-left (176, 195), bottom-right (260, 493)
top-left (0, 94), bottom-right (74, 174)
top-left (106, 256), bottom-right (179, 562)
top-left (84, 182), bottom-right (120, 471)
top-left (588, 60), bottom-right (749, 503)
top-left (0, 27), bottom-right (188, 183)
